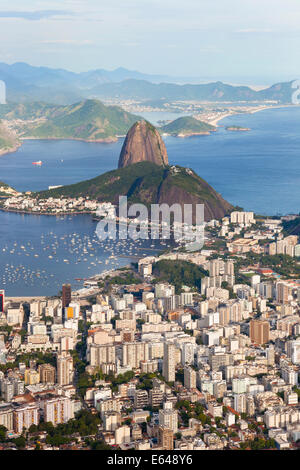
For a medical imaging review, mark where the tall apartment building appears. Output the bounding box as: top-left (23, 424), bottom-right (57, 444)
top-left (181, 342), bottom-right (195, 366)
top-left (0, 290), bottom-right (4, 313)
top-left (57, 352), bottom-right (74, 386)
top-left (6, 303), bottom-right (24, 326)
top-left (62, 284), bottom-right (71, 309)
top-left (267, 236), bottom-right (298, 257)
top-left (38, 363), bottom-right (56, 384)
top-left (259, 281), bottom-right (274, 300)
top-left (13, 404), bottom-right (39, 434)
top-left (159, 402), bottom-right (178, 433)
top-left (203, 259), bottom-right (235, 291)
top-left (134, 390), bottom-right (149, 408)
top-left (249, 319), bottom-right (270, 345)
top-left (149, 388), bottom-right (164, 408)
top-left (158, 426), bottom-right (174, 450)
top-left (1, 379), bottom-right (14, 402)
top-left (24, 369), bottom-right (40, 386)
top-left (209, 259), bottom-right (234, 277)
top-left (184, 366), bottom-right (196, 390)
top-left (43, 396), bottom-right (74, 425)
top-left (162, 342), bottom-right (176, 382)
top-left (230, 211), bottom-right (255, 225)
top-left (276, 282), bottom-right (292, 304)
top-left (0, 403), bottom-right (13, 432)
top-left (89, 344), bottom-right (116, 368)
top-left (234, 393), bottom-right (246, 413)
top-left (122, 342), bottom-right (149, 369)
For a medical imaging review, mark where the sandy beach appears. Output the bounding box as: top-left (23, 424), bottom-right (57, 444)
top-left (208, 103), bottom-right (299, 127)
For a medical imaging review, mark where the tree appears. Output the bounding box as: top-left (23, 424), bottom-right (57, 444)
top-left (29, 424), bottom-right (38, 434)
top-left (90, 440), bottom-right (113, 450)
top-left (13, 436), bottom-right (26, 449)
top-left (0, 425), bottom-right (7, 442)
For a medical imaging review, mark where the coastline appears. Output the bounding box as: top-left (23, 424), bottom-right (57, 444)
top-left (0, 143), bottom-right (22, 157)
top-left (0, 104), bottom-right (298, 156)
top-left (21, 135), bottom-right (119, 144)
top-left (0, 135), bottom-right (121, 157)
top-left (163, 130), bottom-right (213, 138)
top-left (0, 207), bottom-right (94, 217)
top-left (209, 103), bottom-right (299, 127)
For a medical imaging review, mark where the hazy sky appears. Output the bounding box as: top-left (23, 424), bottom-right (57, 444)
top-left (0, 0), bottom-right (299, 84)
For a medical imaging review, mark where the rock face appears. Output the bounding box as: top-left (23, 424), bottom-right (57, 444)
top-left (118, 120), bottom-right (169, 168)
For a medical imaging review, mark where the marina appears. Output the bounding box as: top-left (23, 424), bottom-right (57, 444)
top-left (0, 211), bottom-right (167, 296)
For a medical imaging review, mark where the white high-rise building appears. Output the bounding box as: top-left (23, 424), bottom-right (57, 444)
top-left (43, 397), bottom-right (74, 425)
top-left (57, 352), bottom-right (74, 386)
top-left (230, 211), bottom-right (255, 225)
top-left (89, 344), bottom-right (116, 367)
top-left (184, 366), bottom-right (196, 390)
top-left (181, 342), bottom-right (195, 366)
top-left (159, 402), bottom-right (178, 433)
top-left (234, 393), bottom-right (246, 413)
top-left (163, 342), bottom-right (176, 382)
top-left (13, 404), bottom-right (39, 434)
top-left (122, 342), bottom-right (149, 369)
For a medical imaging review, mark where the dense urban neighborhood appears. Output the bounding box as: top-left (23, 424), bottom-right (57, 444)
top-left (1, 210), bottom-right (300, 450)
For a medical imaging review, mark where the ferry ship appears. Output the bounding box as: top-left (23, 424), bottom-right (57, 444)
top-left (32, 161), bottom-right (42, 166)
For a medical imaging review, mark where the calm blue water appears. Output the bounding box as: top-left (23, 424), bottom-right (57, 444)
top-left (1, 106), bottom-right (299, 214)
top-left (168, 106), bottom-right (300, 216)
top-left (0, 106), bottom-right (299, 295)
top-left (0, 211), bottom-right (165, 295)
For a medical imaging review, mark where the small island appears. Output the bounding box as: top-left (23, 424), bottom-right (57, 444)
top-left (160, 116), bottom-right (216, 137)
top-left (226, 125), bottom-right (251, 132)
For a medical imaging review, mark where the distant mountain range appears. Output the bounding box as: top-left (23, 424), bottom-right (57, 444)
top-left (0, 62), bottom-right (297, 104)
top-left (0, 62), bottom-right (171, 104)
top-left (92, 79), bottom-right (296, 103)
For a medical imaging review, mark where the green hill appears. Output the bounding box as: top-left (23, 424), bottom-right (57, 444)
top-left (282, 217), bottom-right (300, 236)
top-left (0, 121), bottom-right (20, 155)
top-left (160, 116), bottom-right (216, 136)
top-left (0, 102), bottom-right (59, 120)
top-left (0, 180), bottom-right (18, 196)
top-left (19, 99), bottom-right (141, 142)
top-left (36, 161), bottom-right (233, 221)
top-left (0, 100), bottom-right (141, 142)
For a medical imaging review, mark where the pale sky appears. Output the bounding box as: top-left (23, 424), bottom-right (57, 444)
top-left (0, 0), bottom-right (299, 84)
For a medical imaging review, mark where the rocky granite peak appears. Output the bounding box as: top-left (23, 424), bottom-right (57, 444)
top-left (118, 120), bottom-right (169, 168)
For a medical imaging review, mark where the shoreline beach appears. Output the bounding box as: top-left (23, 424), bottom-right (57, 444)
top-left (208, 103), bottom-right (299, 127)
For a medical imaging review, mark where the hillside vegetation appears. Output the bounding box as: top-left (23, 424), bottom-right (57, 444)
top-left (36, 161), bottom-right (233, 221)
top-left (0, 100), bottom-right (141, 142)
top-left (152, 259), bottom-right (208, 293)
top-left (0, 121), bottom-right (20, 155)
top-left (160, 116), bottom-right (216, 136)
